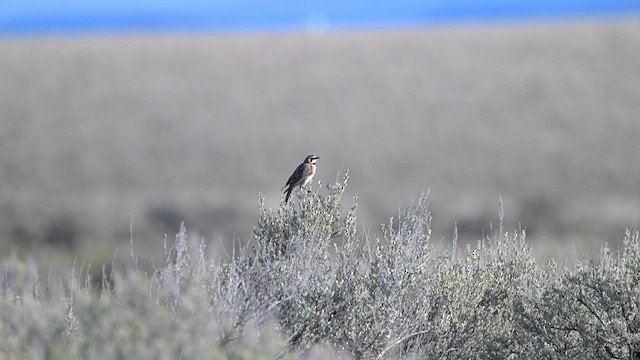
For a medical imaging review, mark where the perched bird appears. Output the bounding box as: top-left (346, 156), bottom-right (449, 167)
top-left (282, 155), bottom-right (319, 204)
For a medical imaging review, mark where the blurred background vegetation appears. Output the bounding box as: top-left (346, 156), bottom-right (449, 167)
top-left (0, 1), bottom-right (639, 273)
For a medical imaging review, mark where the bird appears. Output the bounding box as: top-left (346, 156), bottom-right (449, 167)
top-left (282, 155), bottom-right (319, 204)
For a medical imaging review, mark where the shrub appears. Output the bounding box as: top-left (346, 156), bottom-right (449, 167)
top-left (517, 228), bottom-right (640, 359)
top-left (1, 173), bottom-right (639, 359)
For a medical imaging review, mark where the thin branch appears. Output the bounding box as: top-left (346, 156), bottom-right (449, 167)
top-left (376, 330), bottom-right (432, 360)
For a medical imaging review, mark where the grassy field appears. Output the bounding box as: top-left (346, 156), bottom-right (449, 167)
top-left (0, 18), bottom-right (639, 268)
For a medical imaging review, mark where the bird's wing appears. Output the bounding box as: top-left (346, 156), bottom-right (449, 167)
top-left (282, 163), bottom-right (307, 190)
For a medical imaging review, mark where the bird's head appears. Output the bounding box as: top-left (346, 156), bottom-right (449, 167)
top-left (305, 155), bottom-right (320, 164)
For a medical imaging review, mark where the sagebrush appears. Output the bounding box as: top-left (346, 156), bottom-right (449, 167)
top-left (1, 173), bottom-right (639, 359)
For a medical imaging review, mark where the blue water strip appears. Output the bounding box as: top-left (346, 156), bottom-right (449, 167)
top-left (1, 0), bottom-right (639, 36)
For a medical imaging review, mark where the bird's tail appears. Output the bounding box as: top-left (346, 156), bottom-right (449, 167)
top-left (284, 187), bottom-right (293, 204)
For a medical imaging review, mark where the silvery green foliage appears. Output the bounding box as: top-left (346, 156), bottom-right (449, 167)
top-left (250, 173), bottom-right (357, 350)
top-left (517, 228), bottom-right (640, 359)
top-left (0, 228), bottom-right (290, 360)
top-left (243, 175), bottom-right (549, 359)
top-left (1, 174), bottom-right (640, 359)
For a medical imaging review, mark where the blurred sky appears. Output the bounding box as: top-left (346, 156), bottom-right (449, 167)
top-left (2, 0), bottom-right (640, 35)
